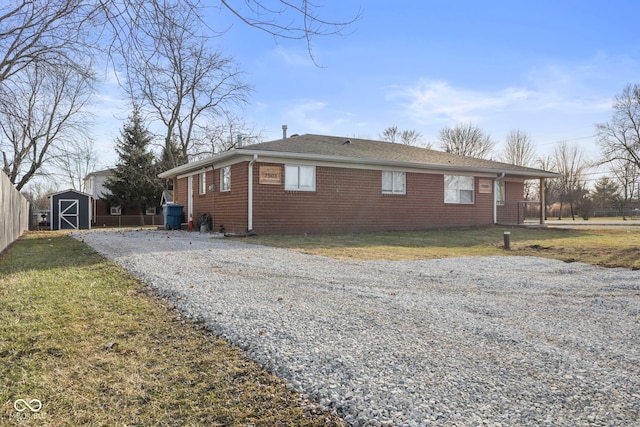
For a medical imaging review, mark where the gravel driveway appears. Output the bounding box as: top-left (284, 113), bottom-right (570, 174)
top-left (75, 229), bottom-right (640, 426)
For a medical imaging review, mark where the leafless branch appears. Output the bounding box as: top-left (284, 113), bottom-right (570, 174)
top-left (218, 0), bottom-right (361, 65)
top-left (439, 122), bottom-right (495, 159)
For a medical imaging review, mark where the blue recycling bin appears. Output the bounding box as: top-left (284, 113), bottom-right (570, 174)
top-left (162, 204), bottom-right (183, 230)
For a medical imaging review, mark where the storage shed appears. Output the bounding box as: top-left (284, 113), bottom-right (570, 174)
top-left (49, 189), bottom-right (93, 230)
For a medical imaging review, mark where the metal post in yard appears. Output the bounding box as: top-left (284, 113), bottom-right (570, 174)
top-left (503, 231), bottom-right (511, 250)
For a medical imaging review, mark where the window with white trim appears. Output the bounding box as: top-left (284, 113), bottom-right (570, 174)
top-left (199, 172), bottom-right (206, 195)
top-left (444, 175), bottom-right (474, 204)
top-left (495, 181), bottom-right (505, 205)
top-left (285, 165), bottom-right (315, 191)
top-left (110, 206), bottom-right (121, 215)
top-left (382, 171), bottom-right (406, 194)
top-left (220, 166), bottom-right (231, 192)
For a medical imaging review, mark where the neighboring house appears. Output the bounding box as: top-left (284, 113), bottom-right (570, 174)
top-left (84, 169), bottom-right (113, 220)
top-left (158, 134), bottom-right (558, 235)
top-left (84, 169), bottom-right (162, 225)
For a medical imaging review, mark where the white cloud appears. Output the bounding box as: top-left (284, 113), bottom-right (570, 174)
top-left (390, 80), bottom-right (536, 125)
top-left (269, 46), bottom-right (314, 67)
top-left (284, 100), bottom-right (352, 134)
top-left (382, 55), bottom-right (637, 159)
top-left (391, 66), bottom-right (614, 129)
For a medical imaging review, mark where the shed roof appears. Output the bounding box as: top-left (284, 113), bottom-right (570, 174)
top-left (159, 134), bottom-right (558, 179)
top-left (47, 189), bottom-right (93, 198)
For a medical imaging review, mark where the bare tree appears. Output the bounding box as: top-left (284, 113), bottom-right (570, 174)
top-left (99, 1), bottom-right (359, 68)
top-left (1, 0), bottom-right (357, 187)
top-left (439, 122), bottom-right (495, 158)
top-left (105, 0), bottom-right (354, 166)
top-left (501, 129), bottom-right (536, 166)
top-left (21, 179), bottom-right (59, 210)
top-left (218, 1), bottom-right (361, 64)
top-left (596, 83), bottom-right (640, 169)
top-left (0, 1), bottom-right (92, 85)
top-left (537, 155), bottom-right (558, 218)
top-left (501, 129), bottom-right (537, 200)
top-left (380, 126), bottom-right (426, 146)
top-left (197, 112), bottom-right (263, 156)
top-left (50, 136), bottom-right (98, 191)
top-left (124, 4), bottom-right (251, 167)
top-left (0, 61), bottom-right (95, 190)
top-left (552, 142), bottom-right (589, 220)
top-left (380, 126), bottom-right (400, 143)
top-left (400, 130), bottom-right (426, 147)
top-left (610, 156), bottom-right (639, 219)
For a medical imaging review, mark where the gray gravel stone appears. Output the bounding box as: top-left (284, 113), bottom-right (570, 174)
top-left (75, 229), bottom-right (640, 426)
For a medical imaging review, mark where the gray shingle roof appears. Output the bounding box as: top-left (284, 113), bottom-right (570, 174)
top-left (242, 134), bottom-right (556, 177)
top-left (159, 133), bottom-right (557, 179)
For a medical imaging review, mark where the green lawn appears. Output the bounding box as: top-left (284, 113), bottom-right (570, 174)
top-left (0, 232), bottom-right (344, 426)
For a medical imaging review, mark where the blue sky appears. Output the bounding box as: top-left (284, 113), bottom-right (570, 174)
top-left (93, 1), bottom-right (640, 171)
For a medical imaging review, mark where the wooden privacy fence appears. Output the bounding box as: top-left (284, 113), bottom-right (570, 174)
top-left (0, 171), bottom-right (29, 253)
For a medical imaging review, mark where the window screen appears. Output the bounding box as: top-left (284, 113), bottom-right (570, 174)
top-left (382, 171), bottom-right (406, 194)
top-left (444, 175), bottom-right (474, 204)
top-left (285, 165), bottom-right (315, 191)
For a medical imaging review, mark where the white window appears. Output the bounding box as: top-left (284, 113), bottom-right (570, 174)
top-left (496, 181), bottom-right (505, 205)
top-left (199, 172), bottom-right (206, 195)
top-left (146, 207), bottom-right (157, 215)
top-left (382, 171), bottom-right (406, 194)
top-left (110, 206), bottom-right (121, 215)
top-left (220, 166), bottom-right (231, 192)
top-left (444, 175), bottom-right (475, 204)
top-left (285, 165), bottom-right (315, 191)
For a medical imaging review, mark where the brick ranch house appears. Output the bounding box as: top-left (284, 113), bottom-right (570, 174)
top-left (158, 134), bottom-right (558, 235)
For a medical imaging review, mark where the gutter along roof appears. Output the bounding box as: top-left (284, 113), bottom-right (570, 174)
top-left (158, 134), bottom-right (558, 179)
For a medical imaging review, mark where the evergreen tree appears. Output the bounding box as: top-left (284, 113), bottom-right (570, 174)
top-left (592, 176), bottom-right (620, 210)
top-left (103, 108), bottom-right (163, 216)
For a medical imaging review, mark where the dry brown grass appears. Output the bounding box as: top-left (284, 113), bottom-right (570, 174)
top-left (249, 225), bottom-right (640, 269)
top-left (0, 232), bottom-right (345, 426)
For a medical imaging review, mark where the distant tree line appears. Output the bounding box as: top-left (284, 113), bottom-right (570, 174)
top-left (379, 83), bottom-right (640, 220)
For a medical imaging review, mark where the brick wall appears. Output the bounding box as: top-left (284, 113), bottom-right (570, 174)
top-left (252, 163), bottom-right (495, 234)
top-left (192, 171), bottom-right (213, 227)
top-left (212, 163), bottom-right (248, 233)
top-left (174, 177), bottom-right (188, 225)
top-left (174, 162), bottom-right (518, 235)
top-left (175, 164), bottom-right (249, 233)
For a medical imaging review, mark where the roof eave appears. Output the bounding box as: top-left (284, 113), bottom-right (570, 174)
top-left (238, 149), bottom-right (559, 178)
top-left (157, 148), bottom-right (559, 179)
top-left (158, 150), bottom-right (239, 178)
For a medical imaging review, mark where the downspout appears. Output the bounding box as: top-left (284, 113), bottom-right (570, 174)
top-left (214, 165), bottom-right (216, 231)
top-left (248, 154), bottom-right (258, 232)
top-left (91, 176), bottom-right (97, 224)
top-left (494, 173), bottom-right (506, 224)
top-left (539, 177), bottom-right (546, 225)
